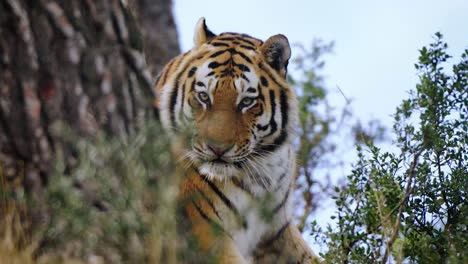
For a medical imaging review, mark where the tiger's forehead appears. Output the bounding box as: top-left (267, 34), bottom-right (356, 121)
top-left (193, 33), bottom-right (262, 94)
top-left (194, 57), bottom-right (259, 95)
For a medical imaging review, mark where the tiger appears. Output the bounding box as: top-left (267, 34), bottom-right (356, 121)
top-left (155, 18), bottom-right (321, 264)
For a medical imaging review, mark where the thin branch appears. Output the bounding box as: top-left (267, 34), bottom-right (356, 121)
top-left (382, 149), bottom-right (423, 263)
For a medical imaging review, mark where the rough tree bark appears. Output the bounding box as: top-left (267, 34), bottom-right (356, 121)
top-left (129, 0), bottom-right (180, 77)
top-left (0, 0), bottom-right (179, 193)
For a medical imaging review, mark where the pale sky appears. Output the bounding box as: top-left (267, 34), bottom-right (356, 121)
top-left (173, 0), bottom-right (467, 253)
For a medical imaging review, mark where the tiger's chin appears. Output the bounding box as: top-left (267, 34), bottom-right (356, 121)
top-left (198, 161), bottom-right (240, 180)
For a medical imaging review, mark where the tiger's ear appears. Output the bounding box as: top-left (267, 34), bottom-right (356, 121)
top-left (260, 34), bottom-right (291, 78)
top-left (194, 17), bottom-right (216, 48)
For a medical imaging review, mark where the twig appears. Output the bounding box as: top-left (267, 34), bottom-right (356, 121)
top-left (382, 149), bottom-right (423, 263)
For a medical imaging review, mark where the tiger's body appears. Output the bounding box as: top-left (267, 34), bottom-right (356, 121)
top-left (155, 18), bottom-right (320, 263)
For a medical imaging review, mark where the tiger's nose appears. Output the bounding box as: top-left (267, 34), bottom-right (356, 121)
top-left (207, 144), bottom-right (233, 157)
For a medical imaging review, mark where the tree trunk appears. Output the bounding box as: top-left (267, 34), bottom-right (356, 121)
top-left (129, 0), bottom-right (180, 77)
top-left (0, 0), bottom-right (179, 193)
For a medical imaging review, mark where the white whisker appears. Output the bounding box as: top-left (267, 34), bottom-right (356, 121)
top-left (177, 151), bottom-right (197, 171)
top-left (247, 154), bottom-right (276, 190)
top-left (242, 160), bottom-right (260, 187)
top-left (245, 158), bottom-right (269, 189)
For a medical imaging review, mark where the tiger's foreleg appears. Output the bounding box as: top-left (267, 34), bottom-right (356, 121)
top-left (177, 167), bottom-right (247, 264)
top-left (253, 224), bottom-right (321, 264)
top-left (185, 202), bottom-right (247, 263)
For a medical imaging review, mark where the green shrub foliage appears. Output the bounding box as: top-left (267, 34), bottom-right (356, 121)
top-left (311, 33), bottom-right (467, 263)
top-left (31, 122), bottom-right (176, 263)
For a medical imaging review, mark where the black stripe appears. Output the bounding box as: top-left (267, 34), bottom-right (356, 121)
top-left (240, 73), bottom-right (250, 82)
top-left (254, 84), bottom-right (267, 129)
top-left (256, 123), bottom-right (269, 131)
top-left (169, 79), bottom-right (179, 127)
top-left (236, 37), bottom-right (256, 47)
top-left (260, 76), bottom-right (269, 87)
top-left (208, 60), bottom-right (230, 69)
top-left (220, 32), bottom-right (256, 39)
top-left (199, 174), bottom-right (239, 215)
top-left (211, 42), bottom-right (230, 47)
top-left (259, 131), bottom-right (287, 153)
top-left (174, 51), bottom-right (190, 69)
top-left (257, 84), bottom-right (265, 100)
top-left (188, 66), bottom-right (197, 77)
top-left (270, 89), bottom-right (289, 148)
top-left (216, 36), bottom-right (257, 47)
top-left (210, 49), bottom-right (229, 58)
top-left (195, 186), bottom-right (222, 221)
top-left (159, 60), bottom-right (174, 86)
top-left (265, 90), bottom-right (278, 137)
top-left (234, 62), bottom-right (250, 72)
top-left (199, 174), bottom-right (248, 229)
top-left (235, 50), bottom-right (253, 64)
top-left (272, 189), bottom-right (290, 215)
top-left (190, 80), bottom-right (196, 92)
top-left (217, 37), bottom-right (236, 41)
top-left (254, 104), bottom-right (264, 117)
top-left (240, 45), bottom-right (256, 51)
top-left (274, 173), bottom-right (287, 191)
top-left (154, 72), bottom-right (162, 88)
top-left (279, 90), bottom-right (288, 130)
top-left (180, 83), bottom-right (186, 116)
top-left (246, 87), bottom-right (256, 93)
top-left (192, 202), bottom-right (224, 232)
top-left (259, 222), bottom-right (290, 248)
top-left (193, 146), bottom-right (204, 153)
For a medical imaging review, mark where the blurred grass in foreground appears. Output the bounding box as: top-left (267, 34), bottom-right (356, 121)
top-left (1, 121), bottom-right (181, 263)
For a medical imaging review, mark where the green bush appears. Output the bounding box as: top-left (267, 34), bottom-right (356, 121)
top-left (30, 121), bottom-right (177, 263)
top-left (311, 33), bottom-right (467, 263)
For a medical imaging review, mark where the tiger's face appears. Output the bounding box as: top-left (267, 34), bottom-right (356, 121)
top-left (157, 18), bottom-right (297, 180)
top-left (189, 57), bottom-right (266, 179)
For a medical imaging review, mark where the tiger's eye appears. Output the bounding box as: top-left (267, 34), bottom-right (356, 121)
top-left (241, 97), bottom-right (254, 107)
top-left (197, 92), bottom-right (210, 104)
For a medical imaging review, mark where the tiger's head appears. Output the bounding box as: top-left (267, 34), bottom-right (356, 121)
top-left (157, 18), bottom-right (298, 180)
